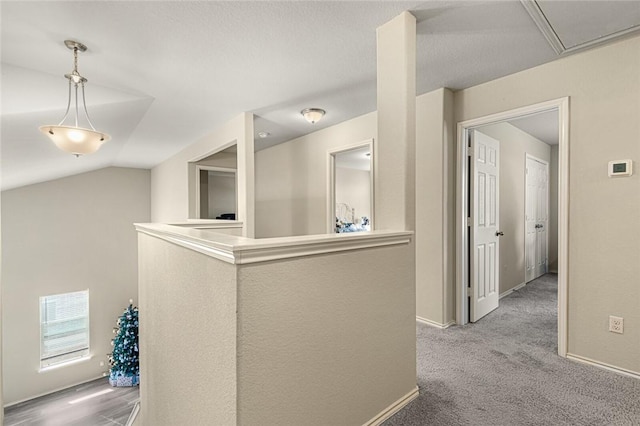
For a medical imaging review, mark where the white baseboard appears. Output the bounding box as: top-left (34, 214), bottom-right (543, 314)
top-left (567, 353), bottom-right (640, 380)
top-left (416, 316), bottom-right (455, 329)
top-left (499, 282), bottom-right (526, 299)
top-left (364, 386), bottom-right (419, 426)
top-left (4, 375), bottom-right (106, 408)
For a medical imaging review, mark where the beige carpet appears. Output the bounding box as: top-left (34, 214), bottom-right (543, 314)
top-left (384, 274), bottom-right (640, 426)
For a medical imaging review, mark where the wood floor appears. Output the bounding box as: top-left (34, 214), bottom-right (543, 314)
top-left (4, 377), bottom-right (139, 426)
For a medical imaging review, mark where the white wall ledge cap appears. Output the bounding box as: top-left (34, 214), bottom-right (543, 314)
top-left (169, 220), bottom-right (243, 228)
top-left (135, 223), bottom-right (412, 265)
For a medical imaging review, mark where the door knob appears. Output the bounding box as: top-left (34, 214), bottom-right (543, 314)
top-left (495, 231), bottom-right (504, 236)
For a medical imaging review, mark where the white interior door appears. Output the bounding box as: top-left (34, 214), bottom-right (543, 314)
top-left (470, 130), bottom-right (501, 322)
top-left (525, 155), bottom-right (549, 282)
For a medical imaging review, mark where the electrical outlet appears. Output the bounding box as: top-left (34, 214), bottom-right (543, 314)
top-left (609, 316), bottom-right (624, 334)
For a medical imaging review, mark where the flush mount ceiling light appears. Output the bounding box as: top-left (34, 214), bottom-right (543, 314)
top-left (258, 131), bottom-right (271, 138)
top-left (301, 108), bottom-right (325, 124)
top-left (39, 40), bottom-right (111, 157)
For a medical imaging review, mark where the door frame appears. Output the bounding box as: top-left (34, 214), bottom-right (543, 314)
top-left (326, 139), bottom-right (375, 234)
top-left (524, 154), bottom-right (550, 283)
top-left (455, 97), bottom-right (569, 357)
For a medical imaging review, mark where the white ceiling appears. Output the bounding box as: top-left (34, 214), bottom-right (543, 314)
top-left (2, 1), bottom-right (639, 190)
top-left (335, 146), bottom-right (371, 171)
top-left (509, 110), bottom-right (559, 145)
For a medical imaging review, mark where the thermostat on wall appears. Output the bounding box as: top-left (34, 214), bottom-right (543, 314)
top-left (608, 160), bottom-right (633, 177)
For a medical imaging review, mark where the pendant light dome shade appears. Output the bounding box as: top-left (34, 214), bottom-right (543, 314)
top-left (40, 40), bottom-right (111, 157)
top-left (301, 108), bottom-right (325, 124)
top-left (39, 125), bottom-right (110, 156)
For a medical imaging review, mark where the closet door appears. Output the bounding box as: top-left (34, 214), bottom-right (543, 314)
top-left (525, 155), bottom-right (549, 282)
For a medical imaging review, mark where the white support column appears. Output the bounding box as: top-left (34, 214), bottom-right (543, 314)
top-left (375, 11), bottom-right (417, 231)
top-left (238, 112), bottom-right (255, 238)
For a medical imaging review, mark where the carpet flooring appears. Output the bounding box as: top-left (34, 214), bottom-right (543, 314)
top-left (384, 274), bottom-right (640, 426)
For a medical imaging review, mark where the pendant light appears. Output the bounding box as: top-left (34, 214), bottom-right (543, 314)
top-left (39, 40), bottom-right (111, 157)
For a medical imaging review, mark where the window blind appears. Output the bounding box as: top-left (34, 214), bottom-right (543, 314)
top-left (40, 290), bottom-right (89, 368)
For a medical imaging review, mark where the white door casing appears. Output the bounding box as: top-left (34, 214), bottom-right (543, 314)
top-left (456, 97), bottom-right (569, 357)
top-left (327, 139), bottom-right (375, 234)
top-left (470, 130), bottom-right (501, 322)
top-left (525, 155), bottom-right (549, 282)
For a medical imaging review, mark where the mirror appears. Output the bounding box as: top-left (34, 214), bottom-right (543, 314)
top-left (330, 142), bottom-right (373, 233)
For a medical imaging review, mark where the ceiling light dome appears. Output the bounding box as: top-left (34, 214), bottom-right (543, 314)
top-left (301, 108), bottom-right (325, 124)
top-left (39, 40), bottom-right (110, 157)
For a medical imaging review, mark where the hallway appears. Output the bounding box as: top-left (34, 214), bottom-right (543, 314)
top-left (385, 274), bottom-right (640, 425)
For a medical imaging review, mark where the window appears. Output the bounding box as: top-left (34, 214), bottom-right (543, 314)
top-left (40, 290), bottom-right (90, 368)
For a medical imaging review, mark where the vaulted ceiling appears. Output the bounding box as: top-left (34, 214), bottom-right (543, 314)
top-left (2, 1), bottom-right (639, 190)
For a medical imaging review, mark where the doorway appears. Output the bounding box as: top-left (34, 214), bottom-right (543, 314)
top-left (456, 98), bottom-right (569, 357)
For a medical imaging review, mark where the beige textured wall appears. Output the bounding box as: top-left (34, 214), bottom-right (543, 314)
top-left (477, 123), bottom-right (551, 294)
top-left (236, 244), bottom-right (416, 425)
top-left (207, 173), bottom-right (236, 219)
top-left (152, 112), bottom-right (254, 237)
top-left (1, 167), bottom-right (150, 404)
top-left (0, 168), bottom-right (3, 421)
top-left (137, 233), bottom-right (237, 425)
top-left (549, 145), bottom-right (559, 272)
top-left (375, 11), bottom-right (416, 232)
top-left (254, 112), bottom-right (376, 238)
top-left (415, 88), bottom-right (456, 325)
top-left (454, 35), bottom-right (640, 374)
top-left (255, 87), bottom-right (450, 324)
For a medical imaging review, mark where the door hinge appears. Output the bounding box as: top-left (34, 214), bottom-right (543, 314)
top-left (467, 217), bottom-right (472, 227)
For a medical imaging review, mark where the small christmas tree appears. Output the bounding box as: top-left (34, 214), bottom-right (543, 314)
top-left (108, 300), bottom-right (140, 387)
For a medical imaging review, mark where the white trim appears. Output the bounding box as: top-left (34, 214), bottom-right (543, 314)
top-left (520, 0), bottom-right (565, 55)
top-left (520, 0), bottom-right (640, 56)
top-left (499, 282), bottom-right (526, 299)
top-left (327, 139), bottom-right (375, 234)
top-left (455, 120), bottom-right (468, 327)
top-left (39, 354), bottom-right (93, 373)
top-left (126, 400), bottom-right (141, 426)
top-left (567, 353), bottom-right (640, 380)
top-left (136, 226), bottom-right (236, 263)
top-left (456, 97), bottom-right (569, 358)
top-left (4, 375), bottom-right (105, 408)
top-left (557, 98), bottom-right (569, 357)
top-left (363, 386), bottom-right (419, 426)
top-left (189, 140), bottom-right (237, 163)
top-left (136, 223), bottom-right (412, 265)
top-left (234, 233), bottom-right (410, 264)
top-left (416, 316), bottom-right (455, 329)
top-left (172, 220), bottom-right (243, 229)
